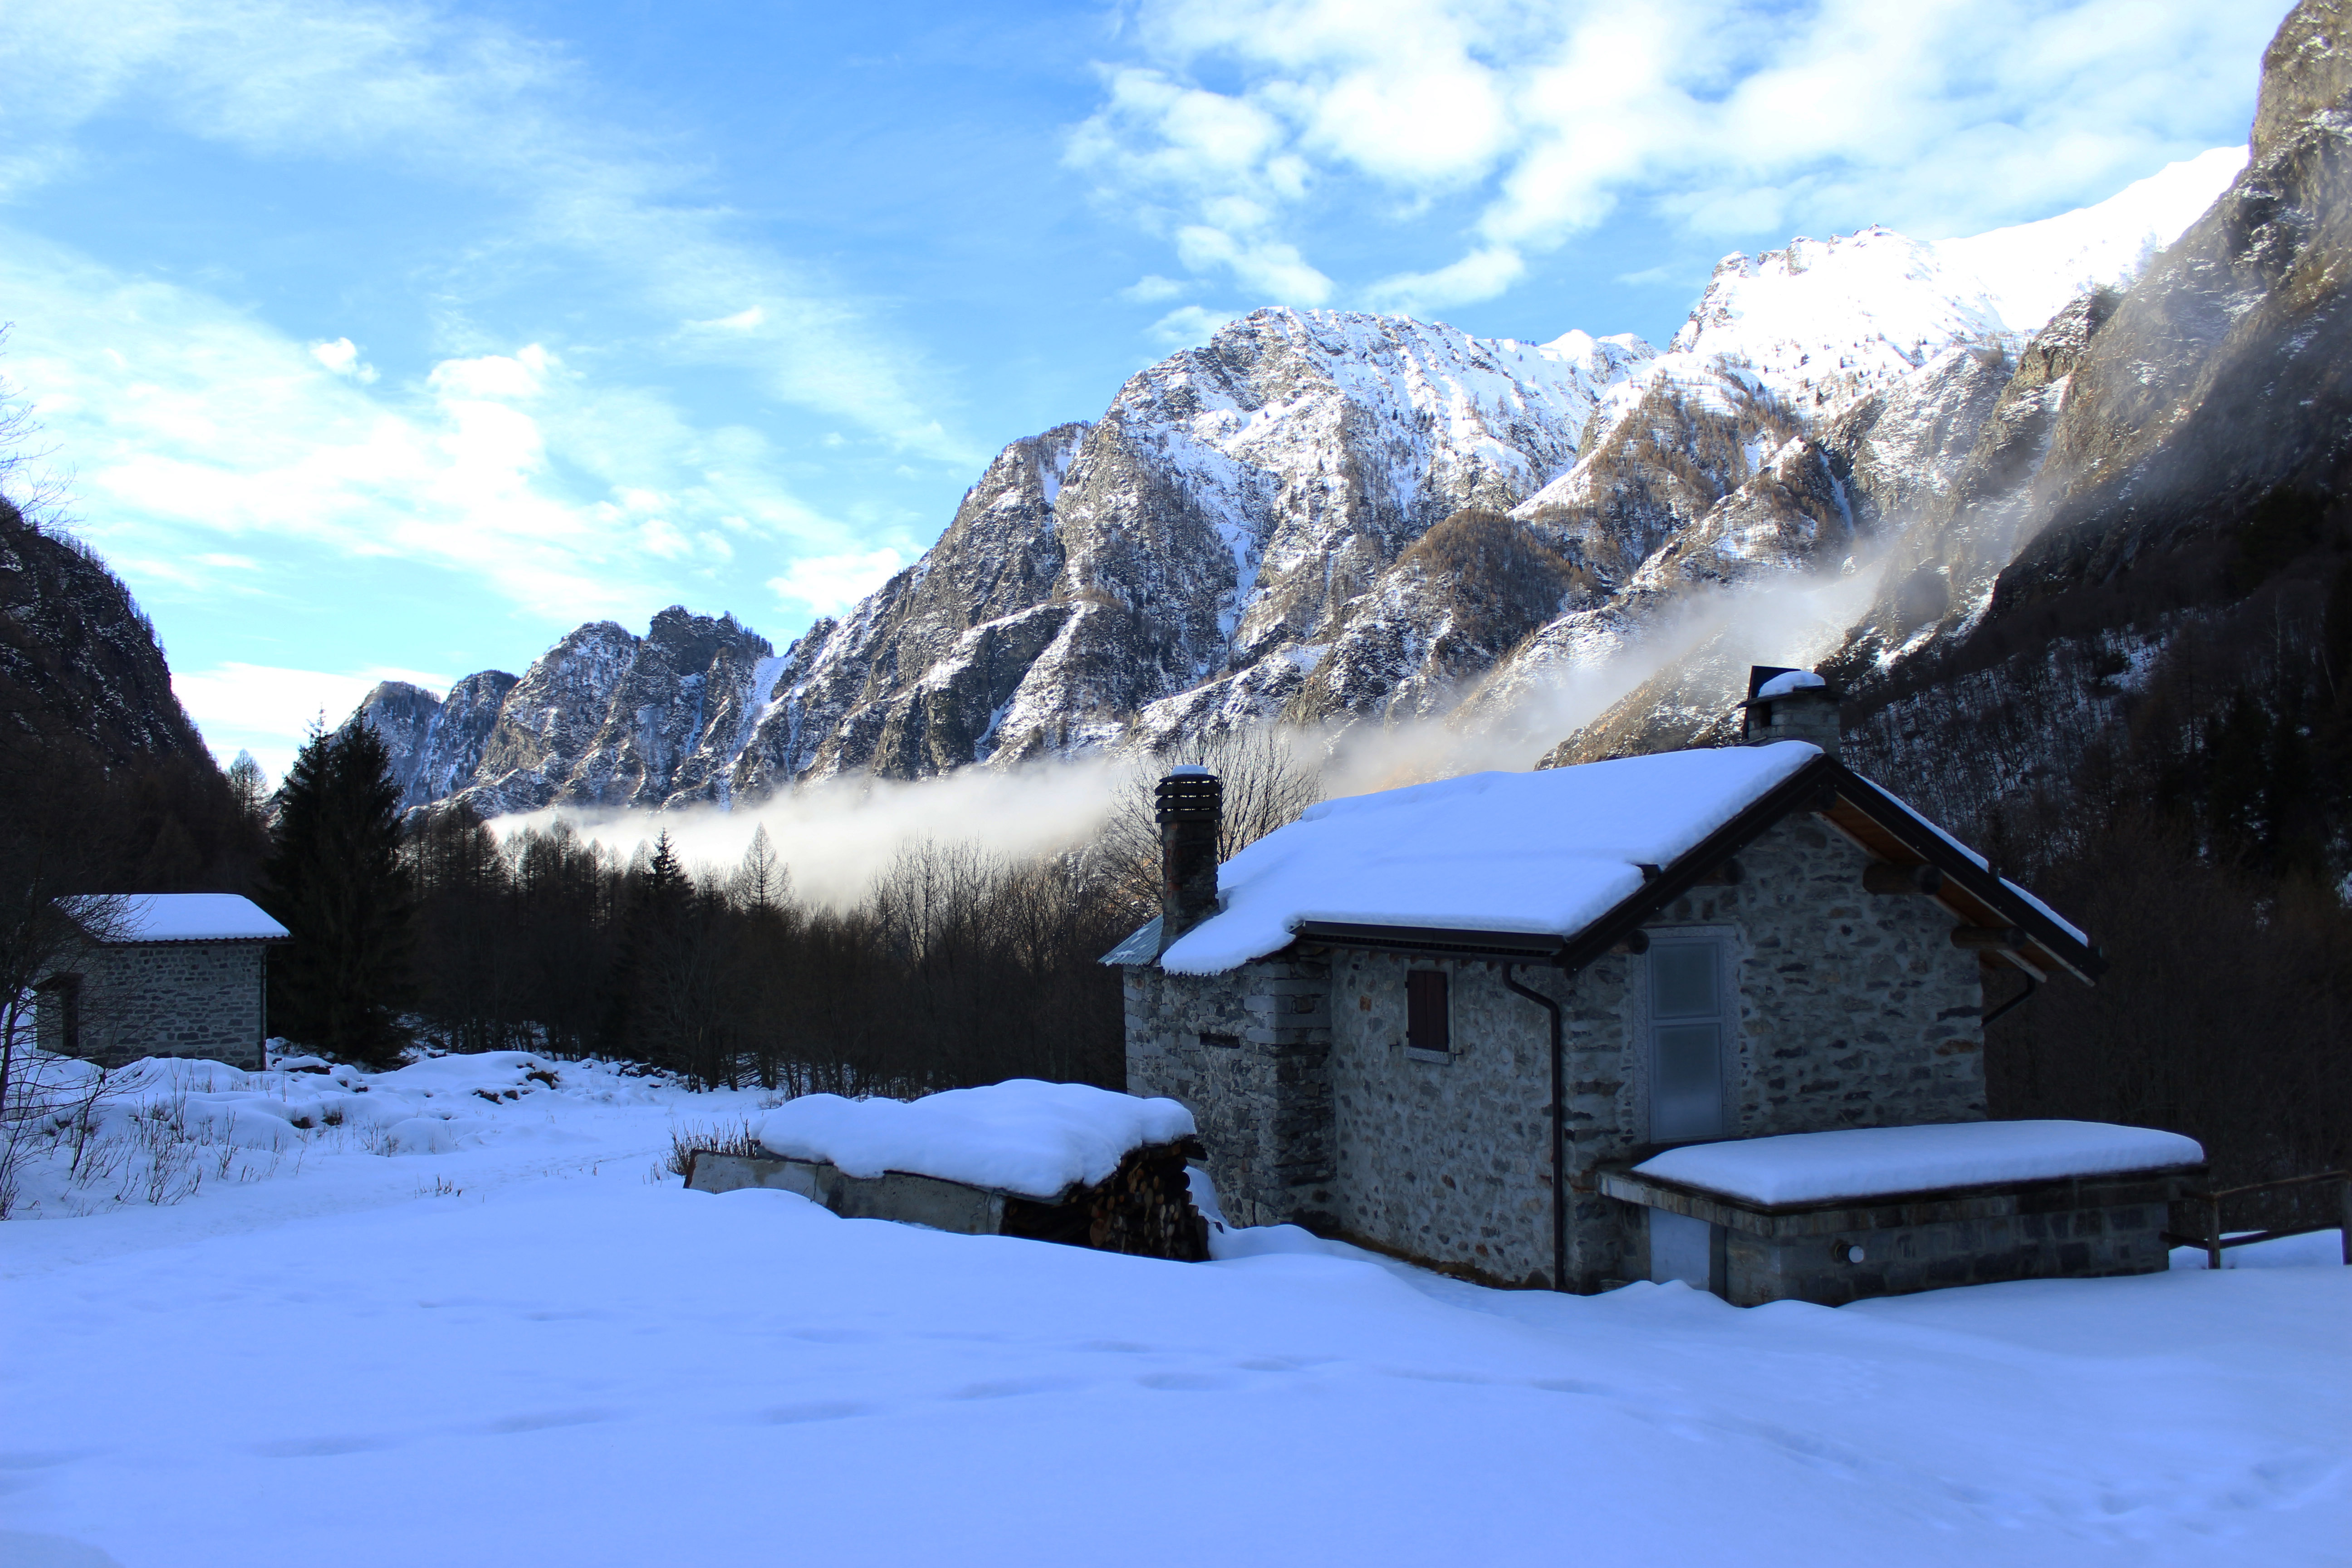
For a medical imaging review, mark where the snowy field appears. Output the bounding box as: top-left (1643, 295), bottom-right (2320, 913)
top-left (1, 1053), bottom-right (2345, 1568)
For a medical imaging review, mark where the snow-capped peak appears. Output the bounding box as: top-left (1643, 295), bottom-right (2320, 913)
top-left (1651, 147), bottom-right (2244, 419)
top-left (1934, 146), bottom-right (2249, 335)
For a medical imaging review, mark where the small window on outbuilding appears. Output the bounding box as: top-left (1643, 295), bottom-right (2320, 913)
top-left (1406, 970), bottom-right (1450, 1054)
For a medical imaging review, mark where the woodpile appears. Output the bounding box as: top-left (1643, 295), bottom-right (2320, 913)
top-left (1086, 1138), bottom-right (1211, 1261)
top-left (998, 1137), bottom-right (1209, 1260)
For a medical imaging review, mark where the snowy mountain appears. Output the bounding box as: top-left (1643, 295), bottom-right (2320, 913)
top-left (363, 137), bottom-right (2250, 813)
top-left (1539, 0), bottom-right (2352, 782)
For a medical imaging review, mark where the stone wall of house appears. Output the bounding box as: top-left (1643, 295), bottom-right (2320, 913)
top-left (1123, 805), bottom-right (1992, 1292)
top-left (1324, 954), bottom-right (1557, 1285)
top-left (40, 942), bottom-right (269, 1069)
top-left (1123, 957), bottom-right (1334, 1230)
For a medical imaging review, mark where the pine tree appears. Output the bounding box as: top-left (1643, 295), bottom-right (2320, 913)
top-left (261, 719), bottom-right (415, 1068)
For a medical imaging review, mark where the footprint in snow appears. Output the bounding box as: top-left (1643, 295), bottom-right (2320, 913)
top-left (249, 1433), bottom-right (400, 1459)
top-left (756, 1400), bottom-right (881, 1424)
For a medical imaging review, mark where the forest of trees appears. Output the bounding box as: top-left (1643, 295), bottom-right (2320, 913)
top-left (245, 723), bottom-right (1324, 1093)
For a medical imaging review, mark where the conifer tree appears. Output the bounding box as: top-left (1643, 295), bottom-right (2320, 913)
top-left (261, 719), bottom-right (414, 1068)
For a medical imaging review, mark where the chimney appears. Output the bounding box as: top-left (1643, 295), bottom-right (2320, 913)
top-left (1155, 766), bottom-right (1223, 952)
top-left (1742, 665), bottom-right (1842, 760)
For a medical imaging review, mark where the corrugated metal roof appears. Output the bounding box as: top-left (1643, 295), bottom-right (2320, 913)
top-left (1098, 914), bottom-right (1161, 967)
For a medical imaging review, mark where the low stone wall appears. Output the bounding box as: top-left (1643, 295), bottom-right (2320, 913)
top-left (1600, 1165), bottom-right (2198, 1306)
top-left (683, 1142), bottom-right (1210, 1260)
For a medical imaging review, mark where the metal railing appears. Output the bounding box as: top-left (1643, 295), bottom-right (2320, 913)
top-left (2163, 1171), bottom-right (2352, 1272)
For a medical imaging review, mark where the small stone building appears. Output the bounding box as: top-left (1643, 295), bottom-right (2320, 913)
top-left (37, 894), bottom-right (289, 1070)
top-left (1108, 671), bottom-right (2135, 1299)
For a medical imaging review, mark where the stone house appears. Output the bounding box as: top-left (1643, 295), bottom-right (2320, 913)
top-left (1107, 671), bottom-right (2133, 1299)
top-left (37, 894), bottom-right (289, 1070)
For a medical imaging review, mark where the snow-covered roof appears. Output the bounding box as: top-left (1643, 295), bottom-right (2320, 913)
top-left (756, 1080), bottom-right (1197, 1201)
top-left (1754, 670), bottom-right (1827, 700)
top-left (1154, 743), bottom-right (1821, 975)
top-left (84, 894), bottom-right (289, 944)
top-left (1632, 1121), bottom-right (2204, 1207)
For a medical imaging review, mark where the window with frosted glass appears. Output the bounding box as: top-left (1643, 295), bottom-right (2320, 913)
top-left (1647, 940), bottom-right (1726, 1142)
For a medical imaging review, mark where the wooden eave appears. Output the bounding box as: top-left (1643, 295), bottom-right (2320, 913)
top-left (1284, 753), bottom-right (2103, 985)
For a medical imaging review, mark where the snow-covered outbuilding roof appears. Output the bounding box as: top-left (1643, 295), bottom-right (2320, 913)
top-left (73, 894), bottom-right (289, 944)
top-left (756, 1080), bottom-right (1196, 1201)
top-left (1108, 741), bottom-right (2100, 983)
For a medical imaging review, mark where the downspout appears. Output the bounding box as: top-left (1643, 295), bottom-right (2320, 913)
top-left (1982, 971), bottom-right (2038, 1027)
top-left (1502, 964), bottom-right (1568, 1293)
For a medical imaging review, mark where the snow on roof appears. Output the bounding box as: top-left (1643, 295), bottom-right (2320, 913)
top-left (1633, 1121), bottom-right (2204, 1207)
top-left (1156, 742), bottom-right (1821, 975)
top-left (755, 1080), bottom-right (1197, 1201)
top-left (1754, 670), bottom-right (1826, 699)
top-left (88, 894), bottom-right (289, 943)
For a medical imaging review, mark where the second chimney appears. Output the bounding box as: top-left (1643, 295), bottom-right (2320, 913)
top-left (1742, 665), bottom-right (1842, 759)
top-left (1155, 766), bottom-right (1223, 953)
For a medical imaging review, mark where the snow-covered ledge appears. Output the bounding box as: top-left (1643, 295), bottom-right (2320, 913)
top-left (1631, 1120), bottom-right (2204, 1208)
top-left (1600, 1121), bottom-right (2206, 1307)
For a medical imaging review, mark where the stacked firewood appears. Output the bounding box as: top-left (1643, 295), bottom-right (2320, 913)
top-left (1085, 1138), bottom-right (1211, 1261)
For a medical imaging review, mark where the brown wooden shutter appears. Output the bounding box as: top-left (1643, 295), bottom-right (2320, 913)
top-left (1406, 970), bottom-right (1450, 1053)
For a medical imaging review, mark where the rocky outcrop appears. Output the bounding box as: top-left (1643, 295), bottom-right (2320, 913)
top-left (1994, 0), bottom-right (2352, 609)
top-left (0, 495), bottom-right (209, 766)
top-left (355, 670), bottom-right (520, 813)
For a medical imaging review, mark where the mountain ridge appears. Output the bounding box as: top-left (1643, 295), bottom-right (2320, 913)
top-left (349, 142), bottom-right (2252, 816)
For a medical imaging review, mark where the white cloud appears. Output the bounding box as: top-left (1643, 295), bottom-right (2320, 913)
top-left (1368, 244), bottom-right (1525, 315)
top-left (1120, 274), bottom-right (1190, 303)
top-left (769, 548), bottom-right (906, 617)
top-left (0, 0), bottom-right (966, 459)
top-left (0, 229), bottom-right (855, 622)
top-left (309, 337), bottom-right (377, 383)
top-left (173, 660), bottom-right (456, 777)
top-left (1073, 0), bottom-right (2288, 310)
top-left (1147, 304), bottom-right (1242, 346)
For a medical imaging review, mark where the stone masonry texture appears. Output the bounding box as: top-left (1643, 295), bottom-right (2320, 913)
top-left (39, 941), bottom-right (270, 1070)
top-left (1124, 807), bottom-right (1991, 1291)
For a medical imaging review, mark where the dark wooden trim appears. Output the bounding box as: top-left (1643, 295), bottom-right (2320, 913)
top-left (1291, 920), bottom-right (1567, 960)
top-left (1822, 764), bottom-right (2105, 983)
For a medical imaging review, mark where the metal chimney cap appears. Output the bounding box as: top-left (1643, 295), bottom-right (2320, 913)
top-left (1155, 769), bottom-right (1223, 823)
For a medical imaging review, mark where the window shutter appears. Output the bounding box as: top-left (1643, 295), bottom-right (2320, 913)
top-left (1406, 970), bottom-right (1450, 1053)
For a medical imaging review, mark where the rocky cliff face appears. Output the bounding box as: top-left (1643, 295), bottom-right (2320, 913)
top-left (358, 608), bottom-right (772, 817)
top-left (356, 670), bottom-right (519, 812)
top-left (363, 94), bottom-right (2263, 815)
top-left (0, 495), bottom-right (210, 767)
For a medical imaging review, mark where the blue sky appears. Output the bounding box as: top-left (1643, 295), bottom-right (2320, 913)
top-left (0, 0), bottom-right (2292, 776)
